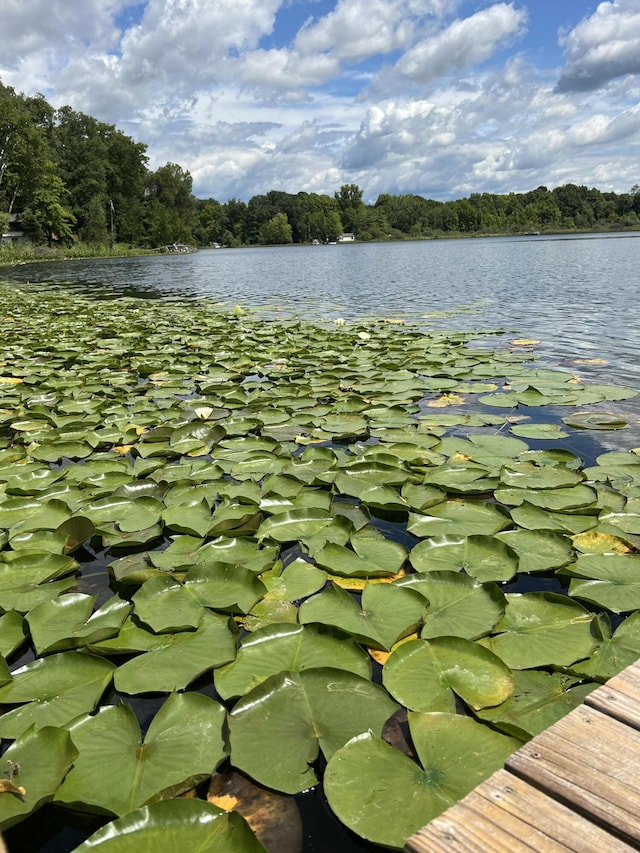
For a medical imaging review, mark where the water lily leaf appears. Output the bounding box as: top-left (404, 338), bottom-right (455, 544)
top-left (132, 576), bottom-right (204, 632)
top-left (74, 799), bottom-right (266, 852)
top-left (400, 483), bottom-right (446, 511)
top-left (495, 529), bottom-right (574, 572)
top-left (215, 623), bottom-right (371, 699)
top-left (196, 537), bottom-right (279, 573)
top-left (0, 497), bottom-right (71, 533)
top-left (410, 534), bottom-right (518, 582)
top-left (396, 572), bottom-right (505, 639)
top-left (0, 652), bottom-right (116, 739)
top-left (383, 636), bottom-right (513, 712)
top-left (257, 509), bottom-right (334, 543)
top-left (55, 692), bottom-right (227, 817)
top-left (480, 592), bottom-right (596, 669)
top-left (259, 558), bottom-right (327, 601)
top-left (509, 502), bottom-right (597, 534)
top-left (113, 611), bottom-right (237, 694)
top-left (496, 483), bottom-right (597, 512)
top-left (564, 553), bottom-right (640, 612)
top-left (183, 563), bottom-right (267, 614)
top-left (0, 610), bottom-right (29, 658)
top-left (208, 771), bottom-right (299, 853)
top-left (0, 725), bottom-right (78, 831)
top-left (313, 538), bottom-right (403, 579)
top-left (229, 667), bottom-right (399, 794)
top-left (408, 500), bottom-right (511, 537)
top-left (499, 462), bottom-right (584, 490)
top-left (0, 553), bottom-right (80, 612)
top-left (27, 594), bottom-right (131, 654)
top-left (324, 715), bottom-right (520, 849)
top-left (475, 669), bottom-right (597, 739)
top-left (510, 423), bottom-right (569, 439)
top-left (116, 497), bottom-right (163, 533)
top-left (564, 413), bottom-right (628, 430)
top-left (162, 499), bottom-right (212, 537)
top-left (299, 582), bottom-right (425, 650)
top-left (241, 599), bottom-right (299, 632)
top-left (565, 612), bottom-right (640, 681)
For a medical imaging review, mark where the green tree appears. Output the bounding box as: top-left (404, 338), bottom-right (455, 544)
top-left (298, 193), bottom-right (343, 242)
top-left (142, 162), bottom-right (195, 246)
top-left (258, 212), bottom-right (292, 244)
top-left (335, 184), bottom-right (366, 234)
top-left (25, 160), bottom-right (75, 246)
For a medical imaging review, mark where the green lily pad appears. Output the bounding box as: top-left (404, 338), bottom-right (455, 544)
top-left (408, 500), bottom-right (510, 537)
top-left (73, 800), bottom-right (267, 852)
top-left (565, 612), bottom-right (640, 681)
top-left (563, 553), bottom-right (640, 612)
top-left (480, 592), bottom-right (596, 669)
top-left (0, 610), bottom-right (29, 658)
top-left (324, 714), bottom-right (521, 849)
top-left (409, 534), bottom-right (518, 583)
top-left (495, 529), bottom-right (574, 573)
top-left (475, 669), bottom-right (597, 739)
top-left (563, 412), bottom-right (628, 430)
top-left (229, 667), bottom-right (399, 794)
top-left (0, 725), bottom-right (78, 831)
top-left (55, 692), bottom-right (227, 816)
top-left (396, 572), bottom-right (505, 639)
top-left (113, 611), bottom-right (237, 694)
top-left (299, 582), bottom-right (425, 650)
top-left (27, 594), bottom-right (131, 654)
top-left (383, 636), bottom-right (514, 712)
top-left (257, 508), bottom-right (335, 543)
top-left (0, 652), bottom-right (116, 739)
top-left (214, 622), bottom-right (371, 699)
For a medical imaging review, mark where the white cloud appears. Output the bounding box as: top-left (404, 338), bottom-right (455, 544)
top-left (557, 0), bottom-right (640, 92)
top-left (394, 3), bottom-right (527, 82)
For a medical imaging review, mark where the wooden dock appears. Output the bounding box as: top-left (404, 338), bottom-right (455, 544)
top-left (405, 660), bottom-right (640, 852)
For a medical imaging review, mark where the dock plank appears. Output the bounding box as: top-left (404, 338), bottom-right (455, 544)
top-left (505, 704), bottom-right (640, 844)
top-left (405, 769), bottom-right (636, 853)
top-left (585, 664), bottom-right (640, 729)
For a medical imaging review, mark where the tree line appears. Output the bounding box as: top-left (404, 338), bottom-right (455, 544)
top-left (2, 80), bottom-right (639, 250)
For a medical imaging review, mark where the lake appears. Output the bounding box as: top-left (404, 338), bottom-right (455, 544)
top-left (4, 231), bottom-right (640, 451)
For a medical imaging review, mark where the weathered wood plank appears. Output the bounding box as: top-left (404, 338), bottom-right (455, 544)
top-left (404, 769), bottom-right (636, 853)
top-left (505, 704), bottom-right (640, 844)
top-left (586, 661), bottom-right (640, 729)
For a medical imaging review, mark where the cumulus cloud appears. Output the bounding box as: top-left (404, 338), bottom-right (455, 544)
top-left (394, 3), bottom-right (527, 82)
top-left (557, 0), bottom-right (640, 92)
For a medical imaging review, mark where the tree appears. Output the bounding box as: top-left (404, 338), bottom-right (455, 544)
top-left (142, 162), bottom-right (195, 246)
top-left (258, 212), bottom-right (292, 245)
top-left (25, 160), bottom-right (75, 246)
top-left (335, 184), bottom-right (366, 234)
top-left (298, 193), bottom-right (343, 242)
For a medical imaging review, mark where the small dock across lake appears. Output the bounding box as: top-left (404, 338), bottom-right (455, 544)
top-left (405, 659), bottom-right (640, 852)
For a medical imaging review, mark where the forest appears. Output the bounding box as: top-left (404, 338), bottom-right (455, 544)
top-left (2, 79), bottom-right (640, 251)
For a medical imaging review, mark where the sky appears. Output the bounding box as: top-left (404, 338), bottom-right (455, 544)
top-left (1, 1), bottom-right (640, 203)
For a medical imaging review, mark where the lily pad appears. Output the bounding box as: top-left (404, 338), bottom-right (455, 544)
top-left (55, 692), bottom-right (227, 816)
top-left (383, 636), bottom-right (514, 712)
top-left (228, 667), bottom-right (399, 794)
top-left (324, 714), bottom-right (521, 849)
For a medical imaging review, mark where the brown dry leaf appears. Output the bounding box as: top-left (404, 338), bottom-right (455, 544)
top-left (427, 393), bottom-right (466, 408)
top-left (382, 708), bottom-right (414, 757)
top-left (0, 377), bottom-right (23, 385)
top-left (0, 779), bottom-right (26, 797)
top-left (571, 531), bottom-right (632, 554)
top-left (572, 358), bottom-right (607, 365)
top-left (208, 771), bottom-right (302, 853)
top-left (511, 338), bottom-right (540, 346)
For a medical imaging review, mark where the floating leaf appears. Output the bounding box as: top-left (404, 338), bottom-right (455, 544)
top-left (0, 726), bottom-right (78, 831)
top-left (55, 693), bottom-right (227, 816)
top-left (383, 636), bottom-right (513, 712)
top-left (324, 714), bottom-right (520, 849)
top-left (74, 800), bottom-right (267, 852)
top-left (229, 667), bottom-right (399, 794)
top-left (480, 592), bottom-right (596, 669)
top-left (214, 623), bottom-right (371, 699)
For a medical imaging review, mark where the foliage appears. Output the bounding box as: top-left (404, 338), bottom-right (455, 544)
top-left (0, 282), bottom-right (639, 849)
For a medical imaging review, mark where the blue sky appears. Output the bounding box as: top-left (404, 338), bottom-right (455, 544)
top-left (1, 1), bottom-right (639, 202)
